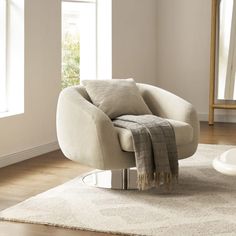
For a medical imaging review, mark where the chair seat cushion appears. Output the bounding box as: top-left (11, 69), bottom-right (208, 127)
top-left (115, 119), bottom-right (193, 152)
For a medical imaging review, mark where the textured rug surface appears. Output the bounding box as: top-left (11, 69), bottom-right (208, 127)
top-left (1, 144), bottom-right (236, 236)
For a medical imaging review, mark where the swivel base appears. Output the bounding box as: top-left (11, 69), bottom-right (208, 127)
top-left (82, 168), bottom-right (138, 190)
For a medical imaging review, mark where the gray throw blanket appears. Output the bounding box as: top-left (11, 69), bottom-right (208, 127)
top-left (113, 115), bottom-right (178, 190)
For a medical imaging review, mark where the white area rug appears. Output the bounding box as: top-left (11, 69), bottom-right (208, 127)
top-left (1, 144), bottom-right (236, 236)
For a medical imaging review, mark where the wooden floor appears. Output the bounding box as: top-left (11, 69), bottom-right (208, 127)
top-left (200, 122), bottom-right (236, 145)
top-left (0, 121), bottom-right (236, 236)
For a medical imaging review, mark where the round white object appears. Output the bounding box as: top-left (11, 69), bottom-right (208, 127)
top-left (213, 148), bottom-right (236, 176)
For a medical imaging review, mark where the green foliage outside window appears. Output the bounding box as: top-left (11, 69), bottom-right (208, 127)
top-left (62, 33), bottom-right (80, 89)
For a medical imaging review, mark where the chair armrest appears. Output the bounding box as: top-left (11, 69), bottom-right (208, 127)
top-left (137, 83), bottom-right (199, 145)
top-left (56, 86), bottom-right (134, 170)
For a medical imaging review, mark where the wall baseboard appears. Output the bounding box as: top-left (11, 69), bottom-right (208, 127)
top-left (198, 112), bottom-right (236, 123)
top-left (0, 141), bottom-right (59, 168)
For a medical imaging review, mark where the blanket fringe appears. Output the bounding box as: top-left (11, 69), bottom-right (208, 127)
top-left (137, 173), bottom-right (154, 191)
top-left (137, 172), bottom-right (178, 191)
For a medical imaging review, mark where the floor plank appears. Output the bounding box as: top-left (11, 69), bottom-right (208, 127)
top-left (0, 121), bottom-right (236, 236)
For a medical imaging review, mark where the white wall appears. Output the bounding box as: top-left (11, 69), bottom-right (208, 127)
top-left (112, 0), bottom-right (227, 121)
top-left (154, 0), bottom-right (212, 117)
top-left (154, 0), bottom-right (236, 122)
top-left (112, 0), bottom-right (157, 84)
top-left (0, 0), bottom-right (61, 159)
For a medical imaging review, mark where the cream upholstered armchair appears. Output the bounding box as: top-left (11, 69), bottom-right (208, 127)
top-left (56, 83), bottom-right (199, 172)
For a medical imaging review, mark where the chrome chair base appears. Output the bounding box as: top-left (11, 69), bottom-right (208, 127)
top-left (82, 168), bottom-right (138, 190)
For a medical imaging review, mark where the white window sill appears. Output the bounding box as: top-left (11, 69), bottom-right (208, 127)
top-left (0, 111), bottom-right (24, 119)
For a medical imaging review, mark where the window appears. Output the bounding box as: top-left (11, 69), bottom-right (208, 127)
top-left (0, 0), bottom-right (24, 117)
top-left (0, 0), bottom-right (7, 112)
top-left (62, 0), bottom-right (97, 89)
top-left (61, 0), bottom-right (112, 88)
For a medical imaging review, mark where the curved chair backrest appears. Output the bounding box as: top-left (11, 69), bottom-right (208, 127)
top-left (72, 83), bottom-right (157, 114)
top-left (57, 82), bottom-right (199, 170)
top-left (74, 83), bottom-right (189, 120)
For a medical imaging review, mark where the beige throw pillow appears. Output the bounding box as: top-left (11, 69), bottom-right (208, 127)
top-left (82, 79), bottom-right (152, 119)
